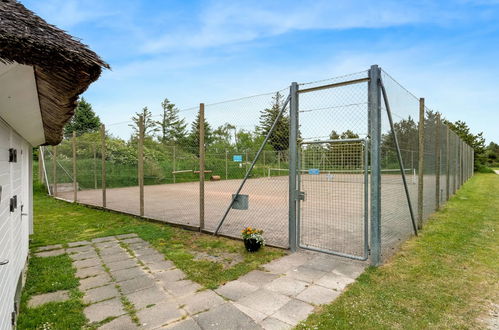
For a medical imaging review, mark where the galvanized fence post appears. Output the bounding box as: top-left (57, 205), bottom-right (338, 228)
top-left (101, 124), bottom-right (107, 208)
top-left (435, 114), bottom-right (441, 210)
top-left (289, 82), bottom-right (299, 252)
top-left (72, 131), bottom-right (77, 203)
top-left (138, 115), bottom-right (145, 217)
top-left (445, 125), bottom-right (450, 200)
top-left (52, 145), bottom-right (57, 197)
top-left (199, 103), bottom-right (205, 231)
top-left (417, 98), bottom-right (425, 228)
top-left (368, 65), bottom-right (382, 266)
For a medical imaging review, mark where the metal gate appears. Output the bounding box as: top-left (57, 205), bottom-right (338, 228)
top-left (297, 139), bottom-right (369, 260)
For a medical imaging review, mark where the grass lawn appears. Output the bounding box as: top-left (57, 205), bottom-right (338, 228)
top-left (17, 185), bottom-right (284, 329)
top-left (298, 173), bottom-right (499, 329)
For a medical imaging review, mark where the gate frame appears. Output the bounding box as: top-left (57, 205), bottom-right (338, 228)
top-left (296, 138), bottom-right (370, 261)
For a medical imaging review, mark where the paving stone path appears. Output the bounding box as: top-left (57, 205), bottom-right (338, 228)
top-left (35, 234), bottom-right (366, 329)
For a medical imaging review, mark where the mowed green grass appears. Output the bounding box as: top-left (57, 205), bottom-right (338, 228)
top-left (297, 173), bottom-right (499, 329)
top-left (30, 189), bottom-right (285, 289)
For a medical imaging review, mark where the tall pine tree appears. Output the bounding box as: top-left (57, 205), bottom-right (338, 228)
top-left (64, 98), bottom-right (101, 137)
top-left (130, 107), bottom-right (159, 137)
top-left (257, 92), bottom-right (289, 152)
top-left (187, 112), bottom-right (213, 153)
top-left (157, 98), bottom-right (187, 144)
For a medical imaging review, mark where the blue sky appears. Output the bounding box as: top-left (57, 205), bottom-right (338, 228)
top-left (23, 0), bottom-right (499, 143)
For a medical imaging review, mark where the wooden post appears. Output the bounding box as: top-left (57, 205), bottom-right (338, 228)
top-left (225, 149), bottom-right (228, 180)
top-left (52, 145), bottom-right (57, 196)
top-left (72, 131), bottom-right (77, 203)
top-left (93, 143), bottom-right (97, 189)
top-left (138, 115), bottom-right (145, 217)
top-left (101, 124), bottom-right (107, 208)
top-left (435, 114), bottom-right (441, 210)
top-left (173, 146), bottom-right (176, 183)
top-left (417, 98), bottom-right (425, 229)
top-left (199, 103), bottom-right (205, 230)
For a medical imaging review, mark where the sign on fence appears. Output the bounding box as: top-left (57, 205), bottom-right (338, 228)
top-left (233, 155), bottom-right (243, 162)
top-left (308, 168), bottom-right (320, 175)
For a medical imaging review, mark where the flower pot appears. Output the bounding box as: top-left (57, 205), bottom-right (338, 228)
top-left (243, 238), bottom-right (262, 252)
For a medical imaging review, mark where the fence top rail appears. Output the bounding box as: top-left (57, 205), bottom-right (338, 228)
top-left (301, 137), bottom-right (367, 145)
top-left (298, 77), bottom-right (370, 94)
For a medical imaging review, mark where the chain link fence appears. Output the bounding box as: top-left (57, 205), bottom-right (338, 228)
top-left (40, 66), bottom-right (474, 263)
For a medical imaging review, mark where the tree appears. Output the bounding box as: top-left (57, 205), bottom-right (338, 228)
top-left (445, 119), bottom-right (486, 169)
top-left (186, 112), bottom-right (213, 153)
top-left (130, 107), bottom-right (159, 138)
top-left (64, 98), bottom-right (101, 137)
top-left (157, 98), bottom-right (187, 144)
top-left (212, 123), bottom-right (236, 149)
top-left (257, 92), bottom-right (289, 152)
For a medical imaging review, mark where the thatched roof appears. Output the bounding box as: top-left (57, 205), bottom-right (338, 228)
top-left (0, 0), bottom-right (109, 145)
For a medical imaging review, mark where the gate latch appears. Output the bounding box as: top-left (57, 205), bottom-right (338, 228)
top-left (296, 191), bottom-right (305, 201)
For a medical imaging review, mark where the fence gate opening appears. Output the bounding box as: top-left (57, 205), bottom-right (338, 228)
top-left (297, 139), bottom-right (369, 260)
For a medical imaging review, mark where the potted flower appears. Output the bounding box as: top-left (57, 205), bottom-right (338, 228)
top-left (241, 227), bottom-right (265, 252)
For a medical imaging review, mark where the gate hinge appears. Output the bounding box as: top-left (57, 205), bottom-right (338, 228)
top-left (9, 148), bottom-right (17, 162)
top-left (296, 191), bottom-right (305, 201)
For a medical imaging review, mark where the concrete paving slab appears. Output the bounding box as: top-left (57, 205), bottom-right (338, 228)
top-left (28, 290), bottom-right (70, 307)
top-left (76, 265), bottom-right (106, 279)
top-left (264, 277), bottom-right (308, 297)
top-left (122, 237), bottom-right (145, 244)
top-left (162, 317), bottom-right (202, 329)
top-left (296, 284), bottom-right (340, 305)
top-left (101, 252), bottom-right (131, 264)
top-left (232, 302), bottom-right (267, 323)
top-left (193, 303), bottom-right (259, 330)
top-left (79, 273), bottom-right (112, 291)
top-left (84, 297), bottom-right (125, 323)
top-left (278, 252), bottom-right (313, 267)
top-left (177, 290), bottom-right (225, 315)
top-left (73, 258), bottom-right (102, 270)
top-left (116, 233), bottom-right (138, 239)
top-left (237, 289), bottom-right (290, 316)
top-left (69, 250), bottom-right (99, 261)
top-left (67, 240), bottom-right (91, 247)
top-left (99, 246), bottom-right (125, 256)
top-left (260, 317), bottom-right (292, 330)
top-left (106, 259), bottom-right (139, 272)
top-left (67, 245), bottom-right (94, 254)
top-left (36, 244), bottom-right (63, 252)
top-left (111, 267), bottom-right (146, 282)
top-left (272, 299), bottom-right (314, 326)
top-left (332, 261), bottom-right (366, 278)
top-left (238, 270), bottom-right (279, 287)
top-left (98, 315), bottom-right (138, 329)
top-left (95, 241), bottom-right (120, 249)
top-left (285, 266), bottom-right (326, 283)
top-left (155, 269), bottom-right (185, 283)
top-left (302, 255), bottom-right (343, 272)
top-left (130, 246), bottom-right (158, 257)
top-left (126, 285), bottom-right (171, 310)
top-left (263, 259), bottom-right (297, 274)
top-left (127, 242), bottom-right (152, 250)
top-left (35, 249), bottom-right (66, 258)
top-left (137, 301), bottom-right (185, 329)
top-left (92, 236), bottom-right (117, 243)
top-left (215, 280), bottom-right (259, 301)
top-left (139, 252), bottom-right (167, 264)
top-left (146, 260), bottom-right (176, 273)
top-left (119, 276), bottom-right (155, 294)
top-left (315, 272), bottom-right (355, 291)
top-left (84, 283), bottom-right (120, 304)
top-left (161, 280), bottom-right (202, 298)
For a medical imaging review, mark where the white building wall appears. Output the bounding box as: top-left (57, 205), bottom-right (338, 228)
top-left (0, 117), bottom-right (31, 330)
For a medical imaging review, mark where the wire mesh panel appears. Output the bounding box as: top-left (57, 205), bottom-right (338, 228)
top-left (379, 70), bottom-right (419, 260)
top-left (296, 72), bottom-right (369, 258)
top-left (299, 140), bottom-right (367, 258)
top-left (204, 90), bottom-right (291, 247)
